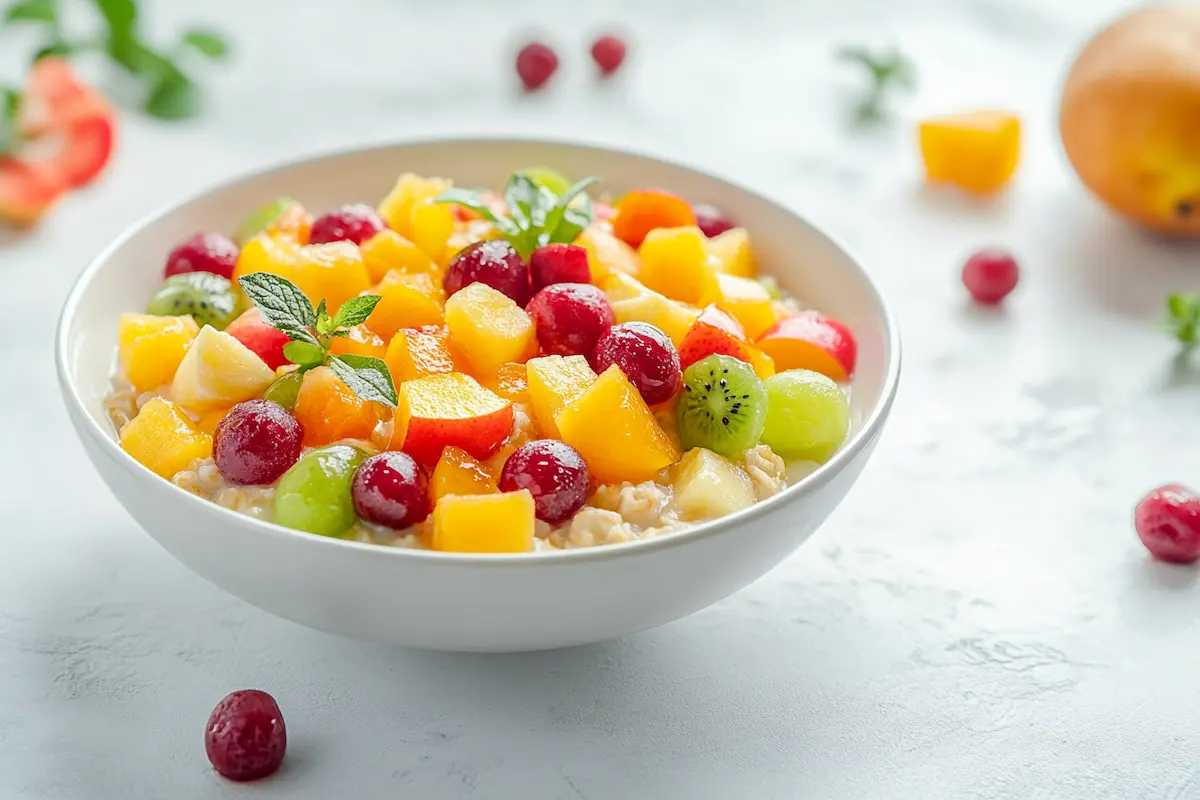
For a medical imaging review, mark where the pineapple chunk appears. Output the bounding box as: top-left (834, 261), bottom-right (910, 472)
top-left (119, 397), bottom-right (213, 479)
top-left (118, 313), bottom-right (200, 393)
top-left (707, 227), bottom-right (755, 278)
top-left (671, 448), bottom-right (756, 521)
top-left (444, 282), bottom-right (537, 376)
top-left (171, 326), bottom-right (276, 412)
top-left (431, 491), bottom-right (535, 553)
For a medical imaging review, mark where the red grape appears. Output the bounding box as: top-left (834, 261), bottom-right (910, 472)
top-left (164, 233), bottom-right (239, 280)
top-left (500, 440), bottom-right (589, 523)
top-left (527, 283), bottom-right (614, 357)
top-left (205, 690), bottom-right (286, 782)
top-left (591, 322), bottom-right (682, 405)
top-left (213, 400), bottom-right (303, 485)
top-left (351, 451), bottom-right (431, 530)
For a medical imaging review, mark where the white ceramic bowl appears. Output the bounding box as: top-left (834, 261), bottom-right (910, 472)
top-left (57, 139), bottom-right (900, 652)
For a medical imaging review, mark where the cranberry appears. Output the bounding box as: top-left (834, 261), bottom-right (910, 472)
top-left (164, 233), bottom-right (239, 280)
top-left (527, 283), bottom-right (614, 357)
top-left (213, 400), bottom-right (303, 485)
top-left (963, 249), bottom-right (1019, 304)
top-left (308, 204), bottom-right (386, 246)
top-left (1134, 484), bottom-right (1200, 564)
top-left (516, 41), bottom-right (558, 91)
top-left (590, 34), bottom-right (627, 76)
top-left (351, 451), bottom-right (431, 530)
top-left (500, 440), bottom-right (589, 524)
top-left (444, 239), bottom-right (532, 305)
top-left (592, 322), bottom-right (682, 405)
top-left (530, 243), bottom-right (591, 289)
top-left (205, 690), bottom-right (286, 782)
top-left (692, 204), bottom-right (736, 238)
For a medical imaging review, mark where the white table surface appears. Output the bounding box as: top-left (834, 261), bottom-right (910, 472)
top-left (4, 0), bottom-right (1200, 797)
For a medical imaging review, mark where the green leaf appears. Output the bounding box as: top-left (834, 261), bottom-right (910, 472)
top-left (0, 88), bottom-right (20, 157)
top-left (93, 0), bottom-right (136, 37)
top-left (314, 299), bottom-right (331, 334)
top-left (333, 295), bottom-right (381, 329)
top-left (434, 188), bottom-right (500, 222)
top-left (504, 173), bottom-right (540, 232)
top-left (329, 354), bottom-right (398, 407)
top-left (283, 340), bottom-right (326, 369)
top-left (557, 177), bottom-right (599, 208)
top-left (143, 73), bottom-right (199, 120)
top-left (836, 44), bottom-right (915, 123)
top-left (237, 272), bottom-right (319, 344)
top-left (32, 40), bottom-right (77, 62)
top-left (106, 35), bottom-right (160, 75)
top-left (181, 29), bottom-right (229, 59)
top-left (4, 0), bottom-right (57, 25)
top-left (1164, 292), bottom-right (1200, 347)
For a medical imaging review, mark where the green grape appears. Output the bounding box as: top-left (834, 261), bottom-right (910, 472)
top-left (760, 370), bottom-right (850, 463)
top-left (520, 167), bottom-right (571, 197)
top-left (234, 197), bottom-right (295, 246)
top-left (273, 445), bottom-right (367, 537)
top-left (263, 371), bottom-right (304, 411)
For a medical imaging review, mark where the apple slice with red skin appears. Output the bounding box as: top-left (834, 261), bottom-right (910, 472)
top-left (225, 308), bottom-right (292, 370)
top-left (756, 313), bottom-right (857, 381)
top-left (397, 373), bottom-right (515, 465)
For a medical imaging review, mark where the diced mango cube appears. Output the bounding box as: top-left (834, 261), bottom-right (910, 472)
top-left (234, 235), bottom-right (370, 314)
top-left (707, 227), bottom-right (755, 278)
top-left (484, 362), bottom-right (531, 404)
top-left (409, 200), bottom-right (456, 268)
top-left (292, 365), bottom-right (379, 447)
top-left (118, 313), bottom-right (200, 393)
top-left (576, 226), bottom-right (640, 283)
top-left (638, 226), bottom-right (720, 305)
top-left (430, 446), bottom-right (498, 503)
top-left (526, 355), bottom-right (597, 439)
top-left (360, 229), bottom-right (440, 284)
top-left (119, 397), bottom-right (213, 479)
top-left (715, 274), bottom-right (776, 339)
top-left (430, 491), bottom-right (536, 553)
top-left (384, 325), bottom-right (461, 383)
top-left (377, 173), bottom-right (452, 238)
top-left (329, 324), bottom-right (387, 360)
top-left (365, 270), bottom-right (446, 339)
top-left (918, 110), bottom-right (1021, 195)
top-left (444, 282), bottom-right (537, 376)
top-left (556, 365), bottom-right (681, 484)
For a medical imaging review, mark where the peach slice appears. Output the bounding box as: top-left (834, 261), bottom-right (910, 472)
top-left (293, 365), bottom-right (379, 447)
top-left (430, 491), bottom-right (536, 553)
top-left (430, 446), bottom-right (498, 503)
top-left (756, 313), bottom-right (857, 381)
top-left (484, 362), bottom-right (531, 404)
top-left (610, 189), bottom-right (697, 248)
top-left (329, 324), bottom-right (388, 360)
top-left (360, 229), bottom-right (440, 284)
top-left (398, 372), bottom-right (514, 464)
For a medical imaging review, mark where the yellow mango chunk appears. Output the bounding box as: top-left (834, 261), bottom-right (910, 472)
top-left (364, 270), bottom-right (445, 339)
top-left (119, 397), bottom-right (213, 479)
top-left (526, 355), bottom-right (597, 438)
top-left (431, 491), bottom-right (536, 553)
top-left (715, 274), bottom-right (775, 339)
top-left (444, 282), bottom-right (537, 377)
top-left (360, 229), bottom-right (440, 284)
top-left (919, 110), bottom-right (1021, 195)
top-left (378, 173), bottom-right (452, 237)
top-left (556, 365), bottom-right (681, 484)
top-left (576, 226), bottom-right (640, 283)
top-left (637, 226), bottom-right (720, 305)
top-left (409, 201), bottom-right (456, 268)
top-left (234, 235), bottom-right (370, 314)
top-left (707, 227), bottom-right (755, 278)
top-left (118, 313), bottom-right (200, 393)
top-left (611, 294), bottom-right (700, 348)
top-left (430, 446), bottom-right (498, 504)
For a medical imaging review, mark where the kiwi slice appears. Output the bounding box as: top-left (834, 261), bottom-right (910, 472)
top-left (234, 197), bottom-right (295, 245)
top-left (146, 273), bottom-right (239, 330)
top-left (676, 354), bottom-right (768, 459)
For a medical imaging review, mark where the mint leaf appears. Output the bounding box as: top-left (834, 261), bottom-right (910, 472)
top-left (144, 73), bottom-right (199, 120)
top-left (333, 295), bottom-right (380, 329)
top-left (237, 273), bottom-right (319, 345)
top-left (0, 88), bottom-right (20, 157)
top-left (329, 354), bottom-right (397, 407)
top-left (181, 29), bottom-right (229, 59)
top-left (94, 0), bottom-right (137, 37)
top-left (557, 177), bottom-right (599, 208)
top-left (504, 173), bottom-right (540, 231)
top-left (1164, 292), bottom-right (1200, 348)
top-left (283, 340), bottom-right (326, 369)
top-left (314, 299), bottom-right (331, 335)
top-left (434, 188), bottom-right (499, 221)
top-left (4, 0), bottom-right (57, 25)
top-left (32, 41), bottom-right (76, 62)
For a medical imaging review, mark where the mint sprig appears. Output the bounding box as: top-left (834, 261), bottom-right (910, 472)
top-left (237, 272), bottom-right (397, 407)
top-left (836, 44), bottom-right (915, 124)
top-left (0, 87), bottom-right (19, 157)
top-left (1164, 292), bottom-right (1200, 350)
top-left (435, 171), bottom-right (598, 260)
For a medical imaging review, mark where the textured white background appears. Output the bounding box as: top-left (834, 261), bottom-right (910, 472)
top-left (4, 0), bottom-right (1200, 797)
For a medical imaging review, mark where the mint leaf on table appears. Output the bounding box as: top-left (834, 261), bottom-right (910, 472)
top-left (3, 0), bottom-right (57, 25)
top-left (329, 355), bottom-right (398, 407)
top-left (332, 295), bottom-right (380, 330)
top-left (143, 72), bottom-right (198, 120)
top-left (181, 29), bottom-right (229, 59)
top-left (836, 44), bottom-right (915, 123)
top-left (237, 273), bottom-right (319, 346)
top-left (0, 87), bottom-right (20, 157)
top-left (1164, 292), bottom-right (1200, 349)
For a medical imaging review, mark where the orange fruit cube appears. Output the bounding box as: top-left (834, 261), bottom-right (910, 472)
top-left (329, 324), bottom-right (387, 360)
top-left (444, 282), bottom-right (537, 377)
top-left (576, 226), bottom-right (639, 283)
top-left (707, 227), bottom-right (755, 278)
top-left (292, 365), bottom-right (379, 447)
top-left (555, 365), bottom-right (681, 484)
top-left (409, 200), bottom-right (456, 268)
top-left (919, 110), bottom-right (1021, 195)
top-left (430, 491), bottom-right (536, 553)
top-left (430, 446), bottom-right (498, 503)
top-left (119, 397), bottom-right (213, 479)
top-left (525, 355), bottom-right (597, 439)
top-left (637, 226), bottom-right (720, 306)
top-left (118, 313), bottom-right (200, 393)
top-left (234, 235), bottom-right (370, 314)
top-left (384, 325), bottom-right (462, 383)
top-left (610, 189), bottom-right (697, 248)
top-left (484, 362), bottom-right (531, 404)
top-left (377, 173), bottom-right (452, 235)
top-left (364, 270), bottom-right (446, 339)
top-left (714, 274), bottom-right (776, 339)
top-left (360, 229), bottom-right (440, 284)
top-left (195, 407), bottom-right (231, 437)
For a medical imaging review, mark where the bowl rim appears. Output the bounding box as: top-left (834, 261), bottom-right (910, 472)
top-left (56, 135), bottom-right (902, 568)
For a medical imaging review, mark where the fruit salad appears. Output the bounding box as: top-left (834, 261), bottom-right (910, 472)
top-left (104, 168), bottom-right (858, 553)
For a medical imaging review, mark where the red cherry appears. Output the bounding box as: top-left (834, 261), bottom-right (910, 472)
top-left (527, 283), bottom-right (614, 357)
top-left (591, 322), bottom-right (682, 405)
top-left (530, 243), bottom-right (591, 289)
top-left (692, 203), bottom-right (736, 238)
top-left (962, 249), bottom-right (1019, 304)
top-left (213, 400), bottom-right (303, 486)
top-left (516, 42), bottom-right (558, 91)
top-left (351, 451), bottom-right (431, 530)
top-left (500, 440), bottom-right (589, 523)
top-left (205, 690), bottom-right (287, 782)
top-left (1135, 484), bottom-right (1200, 564)
top-left (444, 239), bottom-right (532, 305)
top-left (308, 204), bottom-right (386, 246)
top-left (164, 233), bottom-right (239, 280)
top-left (590, 34), bottom-right (627, 76)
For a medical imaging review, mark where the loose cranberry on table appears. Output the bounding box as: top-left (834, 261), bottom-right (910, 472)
top-left (692, 204), bottom-right (736, 238)
top-left (516, 41), bottom-right (558, 91)
top-left (164, 233), bottom-right (239, 280)
top-left (213, 400), bottom-right (304, 485)
top-left (308, 203), bottom-right (386, 246)
top-left (444, 239), bottom-right (532, 305)
top-left (962, 249), bottom-right (1019, 305)
top-left (352, 451), bottom-right (431, 530)
top-left (500, 440), bottom-right (590, 524)
top-left (590, 34), bottom-right (627, 76)
top-left (1134, 484), bottom-right (1200, 564)
top-left (530, 243), bottom-right (591, 289)
top-left (527, 283), bottom-right (614, 357)
top-left (205, 690), bottom-right (287, 782)
top-left (592, 321), bottom-right (682, 405)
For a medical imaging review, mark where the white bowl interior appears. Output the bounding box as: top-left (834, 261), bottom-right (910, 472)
top-left (63, 139), bottom-right (891, 449)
